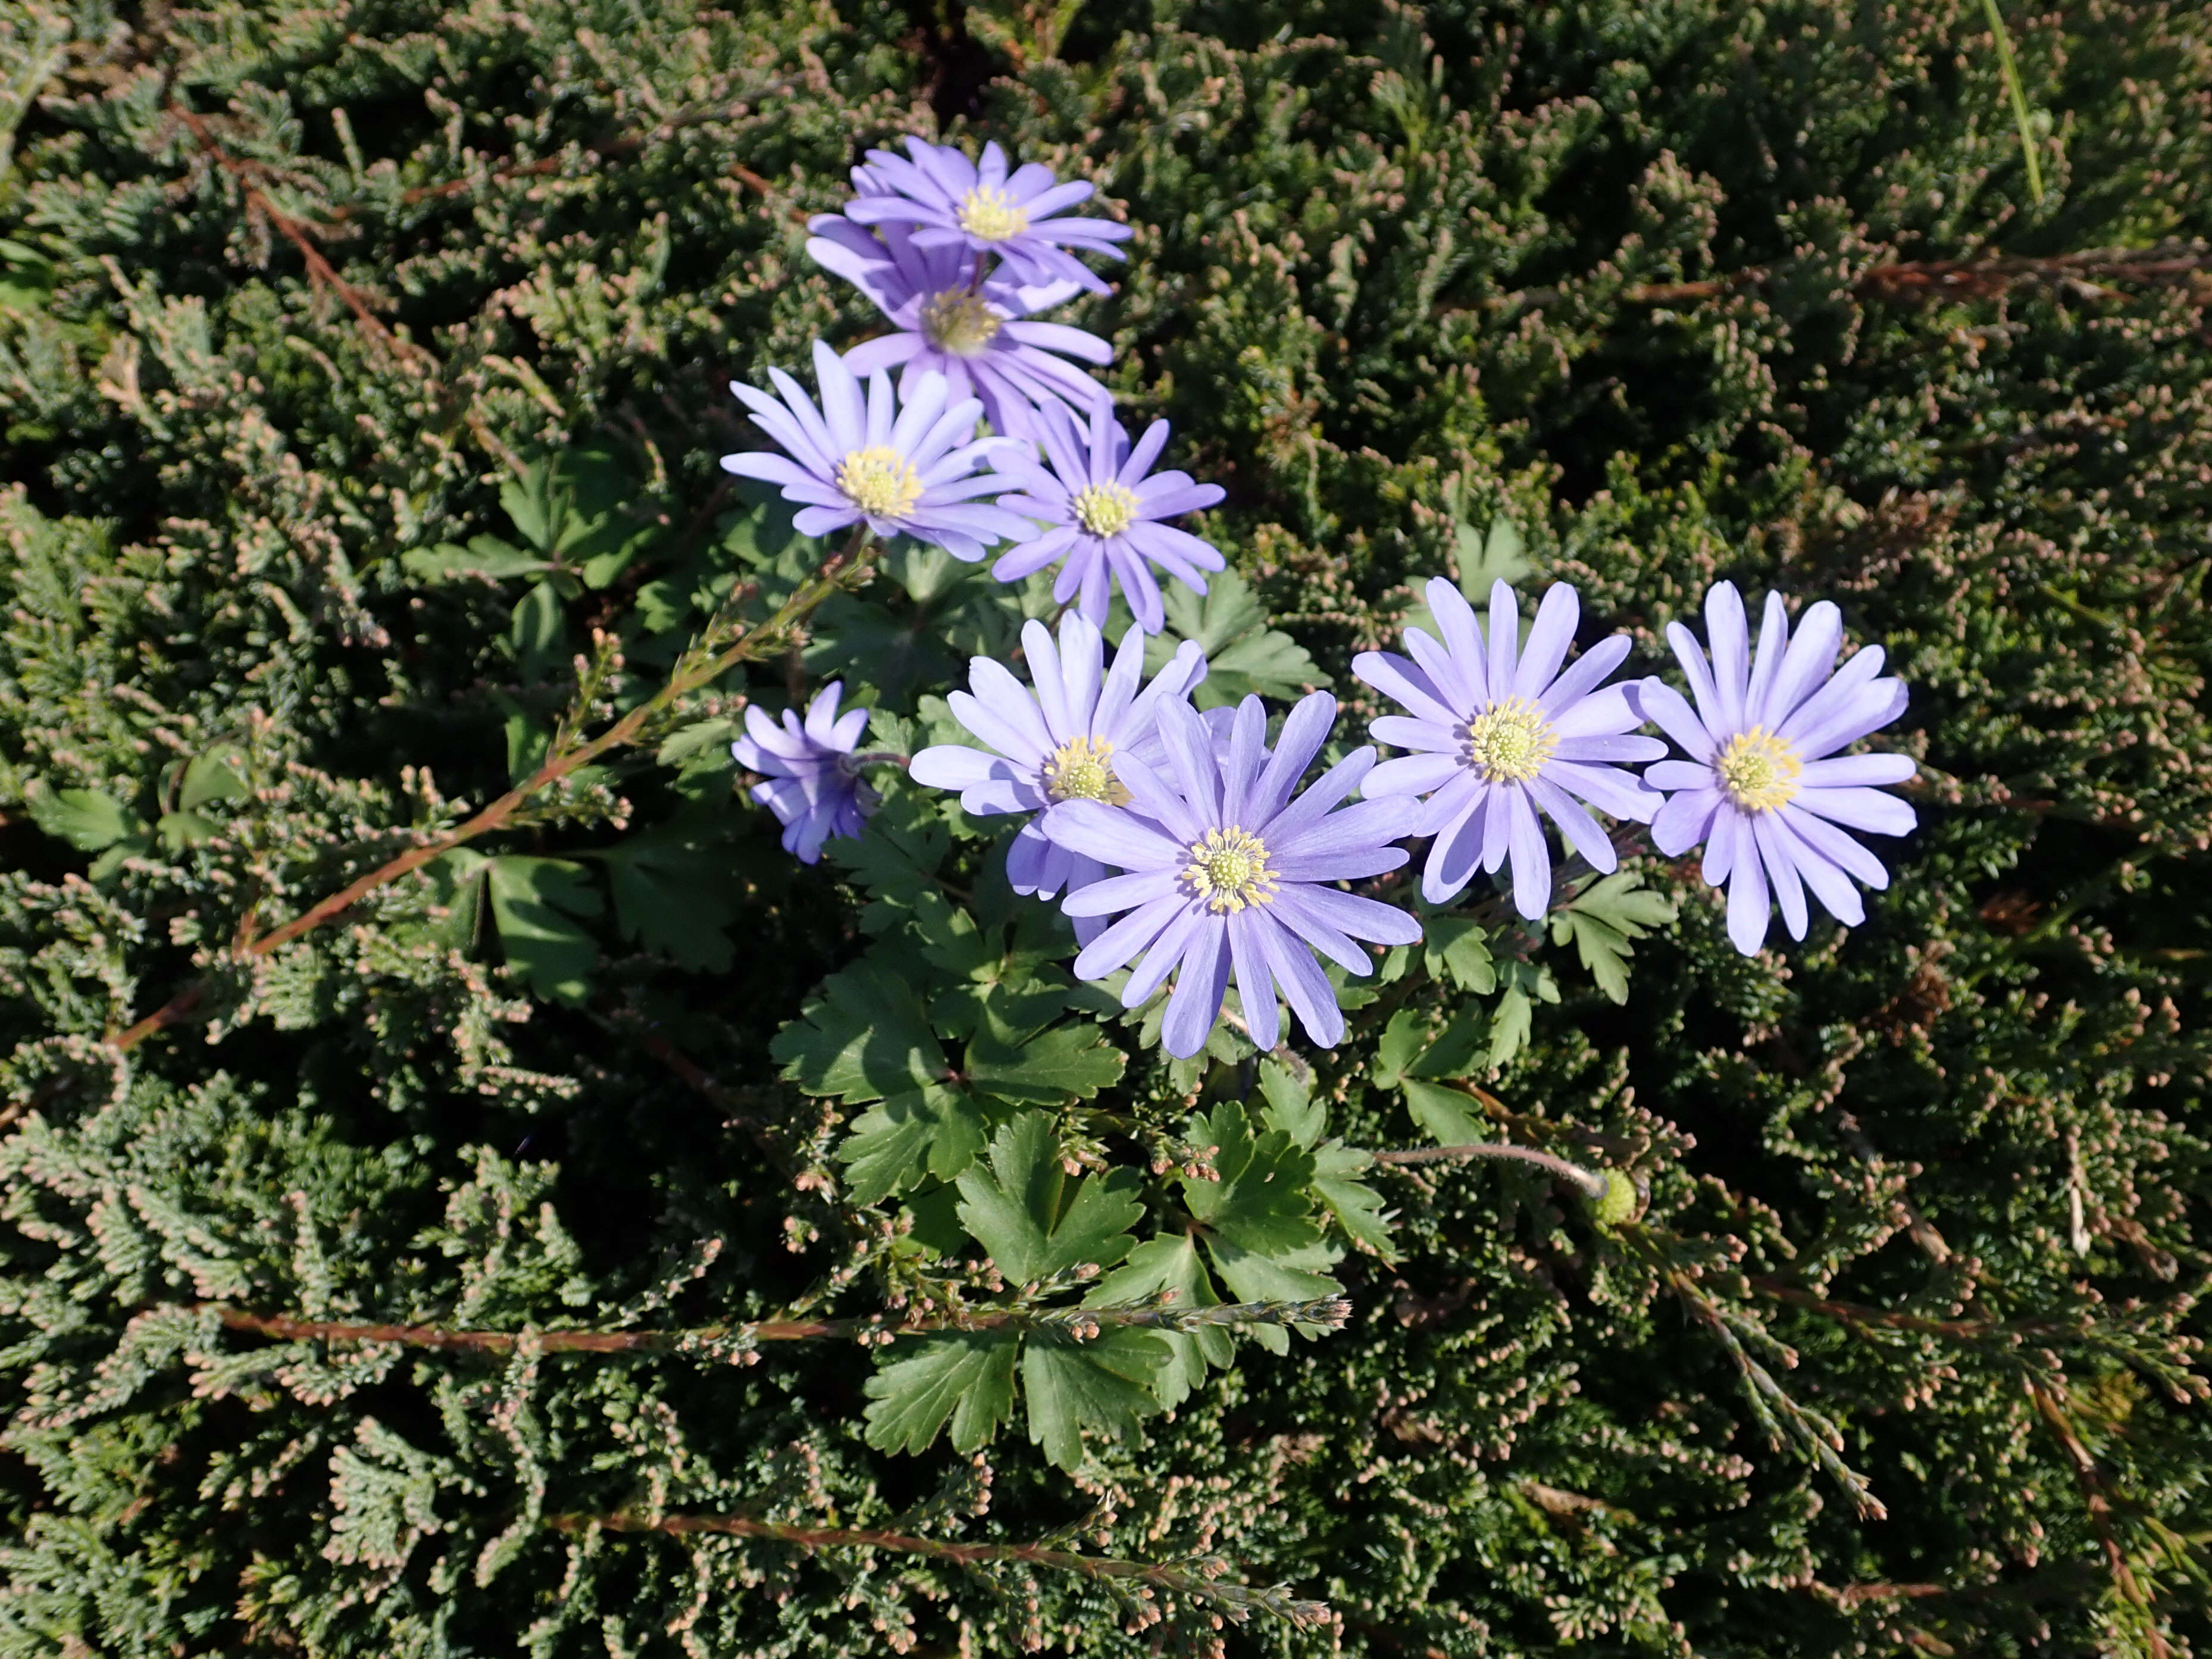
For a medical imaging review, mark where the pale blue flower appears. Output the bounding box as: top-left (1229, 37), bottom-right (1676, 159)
top-left (806, 217), bottom-right (1113, 440)
top-left (1638, 581), bottom-right (1917, 954)
top-left (991, 400), bottom-right (1225, 634)
top-left (733, 681), bottom-right (874, 864)
top-left (909, 612), bottom-right (1205, 932)
top-left (1042, 693), bottom-right (1422, 1057)
top-left (844, 137), bottom-right (1132, 295)
top-left (719, 340), bottom-right (1031, 561)
top-left (1356, 579), bottom-right (1664, 918)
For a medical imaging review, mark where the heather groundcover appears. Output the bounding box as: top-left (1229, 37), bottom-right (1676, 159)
top-left (1, 0), bottom-right (2209, 1654)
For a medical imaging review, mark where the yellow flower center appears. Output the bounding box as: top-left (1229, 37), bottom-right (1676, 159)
top-left (1459, 696), bottom-right (1558, 784)
top-left (1041, 736), bottom-right (1129, 804)
top-left (1715, 727), bottom-right (1803, 812)
top-left (834, 446), bottom-right (922, 519)
top-left (919, 288), bottom-right (1003, 357)
top-left (1072, 482), bottom-right (1140, 537)
top-left (958, 186), bottom-right (1030, 242)
top-left (1182, 827), bottom-right (1278, 914)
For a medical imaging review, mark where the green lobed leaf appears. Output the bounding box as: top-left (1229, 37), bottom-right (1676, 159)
top-left (835, 1085), bottom-right (990, 1206)
top-left (1550, 870), bottom-right (1678, 1003)
top-left (825, 792), bottom-right (951, 933)
top-left (1087, 1233), bottom-right (1231, 1405)
top-left (24, 781), bottom-right (147, 852)
top-left (177, 746), bottom-right (251, 809)
top-left (963, 1019), bottom-right (1126, 1108)
top-left (1402, 1078), bottom-right (1487, 1147)
top-left (1312, 1141), bottom-right (1398, 1260)
top-left (1020, 1326), bottom-right (1172, 1470)
top-left (862, 1329), bottom-right (1019, 1456)
top-left (955, 1113), bottom-right (1143, 1284)
top-left (772, 959), bottom-right (947, 1103)
top-left (484, 856), bottom-right (603, 1004)
top-left (401, 536), bottom-right (556, 584)
top-left (1457, 512), bottom-right (1534, 593)
top-left (1423, 915), bottom-right (1498, 994)
top-left (590, 822), bottom-right (743, 972)
top-left (1147, 568), bottom-right (1328, 706)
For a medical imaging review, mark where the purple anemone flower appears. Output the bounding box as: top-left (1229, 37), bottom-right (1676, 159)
top-left (719, 340), bottom-right (1031, 562)
top-left (844, 137), bottom-right (1132, 295)
top-left (1041, 693), bottom-right (1422, 1057)
top-left (1355, 579), bottom-right (1665, 918)
top-left (733, 681), bottom-right (876, 864)
top-left (908, 613), bottom-right (1207, 934)
top-left (1637, 581), bottom-right (1918, 954)
top-left (991, 400), bottom-right (1225, 634)
top-left (806, 217), bottom-right (1114, 440)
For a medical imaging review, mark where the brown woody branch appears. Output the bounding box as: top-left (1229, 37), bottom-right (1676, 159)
top-left (208, 1293), bottom-right (1352, 1353)
top-left (1463, 243), bottom-right (2212, 316)
top-left (546, 1510), bottom-right (1334, 1627)
top-left (2026, 1376), bottom-right (2174, 1659)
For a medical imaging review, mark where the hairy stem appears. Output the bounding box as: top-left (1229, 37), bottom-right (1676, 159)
top-left (1372, 1140), bottom-right (1609, 1198)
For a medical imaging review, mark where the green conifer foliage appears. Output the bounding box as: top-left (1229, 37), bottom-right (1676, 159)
top-left (1, 0), bottom-right (2208, 1654)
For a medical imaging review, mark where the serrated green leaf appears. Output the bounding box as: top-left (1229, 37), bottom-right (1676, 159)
top-left (1457, 513), bottom-right (1533, 593)
top-left (826, 793), bottom-right (950, 932)
top-left (1423, 915), bottom-right (1497, 994)
top-left (805, 591), bottom-right (964, 705)
top-left (401, 537), bottom-right (555, 584)
top-left (964, 1021), bottom-right (1126, 1108)
top-left (836, 1085), bottom-right (991, 1206)
top-left (1146, 568), bottom-right (1328, 707)
top-left (1372, 1009), bottom-right (1426, 1091)
top-left (1487, 984), bottom-right (1533, 1069)
top-left (485, 856), bottom-right (602, 1003)
top-left (155, 809), bottom-right (219, 850)
top-left (86, 834), bottom-right (155, 881)
top-left (507, 580), bottom-right (570, 684)
top-left (1087, 1234), bottom-right (1231, 1404)
top-left (654, 719), bottom-right (737, 768)
top-left (1021, 1327), bottom-right (1171, 1470)
top-left (1402, 1078), bottom-right (1487, 1147)
top-left (1206, 1232), bottom-right (1340, 1309)
top-left (1312, 1141), bottom-right (1397, 1260)
top-left (1182, 1101), bottom-right (1324, 1260)
top-left (1257, 1056), bottom-right (1324, 1148)
top-left (863, 1329), bottom-right (1019, 1455)
top-left (24, 781), bottom-right (146, 852)
top-left (422, 849), bottom-right (491, 952)
top-left (1551, 871), bottom-right (1677, 1004)
top-left (500, 465), bottom-right (557, 552)
top-left (590, 824), bottom-right (741, 972)
top-left (178, 747), bottom-right (251, 810)
top-left (1174, 1101), bottom-right (1340, 1351)
top-left (955, 1113), bottom-right (1142, 1284)
top-left (772, 959), bottom-right (947, 1103)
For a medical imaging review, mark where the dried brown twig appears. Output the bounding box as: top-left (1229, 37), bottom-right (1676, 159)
top-left (547, 1510), bottom-right (1336, 1630)
top-left (207, 1294), bottom-right (1352, 1353)
top-left (1459, 243), bottom-right (2212, 318)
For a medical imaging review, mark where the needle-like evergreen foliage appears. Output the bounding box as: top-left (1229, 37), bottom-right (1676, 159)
top-left (1, 1), bottom-right (2208, 1654)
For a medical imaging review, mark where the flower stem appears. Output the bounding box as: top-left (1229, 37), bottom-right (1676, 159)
top-left (1372, 1140), bottom-right (1610, 1200)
